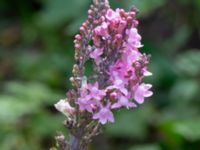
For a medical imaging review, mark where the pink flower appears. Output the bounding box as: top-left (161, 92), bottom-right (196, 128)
top-left (109, 60), bottom-right (128, 82)
top-left (94, 22), bottom-right (108, 37)
top-left (126, 28), bottom-right (142, 49)
top-left (87, 82), bottom-right (106, 101)
top-left (112, 95), bottom-right (136, 109)
top-left (77, 97), bottom-right (96, 112)
top-left (77, 86), bottom-right (94, 112)
top-left (54, 99), bottom-right (75, 117)
top-left (77, 82), bottom-right (106, 112)
top-left (93, 104), bottom-right (114, 124)
top-left (106, 78), bottom-right (128, 96)
top-left (122, 49), bottom-right (141, 67)
top-left (106, 8), bottom-right (125, 29)
top-left (90, 48), bottom-right (104, 64)
top-left (117, 20), bottom-right (127, 33)
top-left (134, 83), bottom-right (153, 104)
top-left (105, 9), bottom-right (119, 21)
top-left (93, 36), bottom-right (101, 47)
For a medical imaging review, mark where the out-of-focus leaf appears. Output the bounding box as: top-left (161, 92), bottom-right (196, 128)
top-left (161, 25), bottom-right (191, 54)
top-left (105, 103), bottom-right (154, 139)
top-left (0, 81), bottom-right (62, 124)
top-left (129, 144), bottom-right (161, 150)
top-left (160, 79), bottom-right (199, 122)
top-left (195, 0), bottom-right (200, 12)
top-left (159, 121), bottom-right (184, 149)
top-left (15, 53), bottom-right (73, 87)
top-left (110, 0), bottom-right (166, 17)
top-left (173, 119), bottom-right (200, 141)
top-left (0, 133), bottom-right (40, 150)
top-left (4, 81), bottom-right (61, 103)
top-left (170, 79), bottom-right (199, 103)
top-left (127, 0), bottom-right (166, 17)
top-left (29, 113), bottom-right (65, 136)
top-left (176, 50), bottom-right (200, 77)
top-left (0, 96), bottom-right (31, 123)
top-left (66, 17), bottom-right (86, 35)
top-left (160, 106), bottom-right (199, 124)
top-left (36, 0), bottom-right (90, 28)
top-left (147, 50), bottom-right (177, 88)
top-left (161, 119), bottom-right (200, 143)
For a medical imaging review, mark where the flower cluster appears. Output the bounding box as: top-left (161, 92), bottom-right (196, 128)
top-left (55, 7), bottom-right (152, 125)
top-left (77, 8), bottom-right (152, 124)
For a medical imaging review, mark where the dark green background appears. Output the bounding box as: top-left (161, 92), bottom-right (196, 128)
top-left (0, 0), bottom-right (200, 149)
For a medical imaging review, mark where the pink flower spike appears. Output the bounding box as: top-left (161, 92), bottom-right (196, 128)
top-left (93, 104), bottom-right (114, 124)
top-left (134, 83), bottom-right (153, 104)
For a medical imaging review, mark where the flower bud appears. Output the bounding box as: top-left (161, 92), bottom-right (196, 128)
top-left (54, 99), bottom-right (75, 117)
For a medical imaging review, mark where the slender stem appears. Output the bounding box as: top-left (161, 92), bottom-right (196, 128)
top-left (70, 136), bottom-right (82, 150)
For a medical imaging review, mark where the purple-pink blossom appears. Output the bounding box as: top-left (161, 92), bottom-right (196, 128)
top-left (90, 48), bottom-right (104, 65)
top-left (93, 104), bottom-right (114, 124)
top-left (126, 28), bottom-right (143, 49)
top-left (112, 95), bottom-right (136, 109)
top-left (134, 83), bottom-right (153, 104)
top-left (87, 82), bottom-right (106, 101)
top-left (77, 82), bottom-right (106, 112)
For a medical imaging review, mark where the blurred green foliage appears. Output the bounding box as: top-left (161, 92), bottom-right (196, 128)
top-left (0, 0), bottom-right (200, 150)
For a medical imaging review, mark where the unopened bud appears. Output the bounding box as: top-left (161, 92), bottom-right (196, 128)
top-left (72, 64), bottom-right (80, 76)
top-left (88, 9), bottom-right (93, 15)
top-left (75, 34), bottom-right (82, 40)
top-left (80, 26), bottom-right (85, 33)
top-left (75, 44), bottom-right (81, 50)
